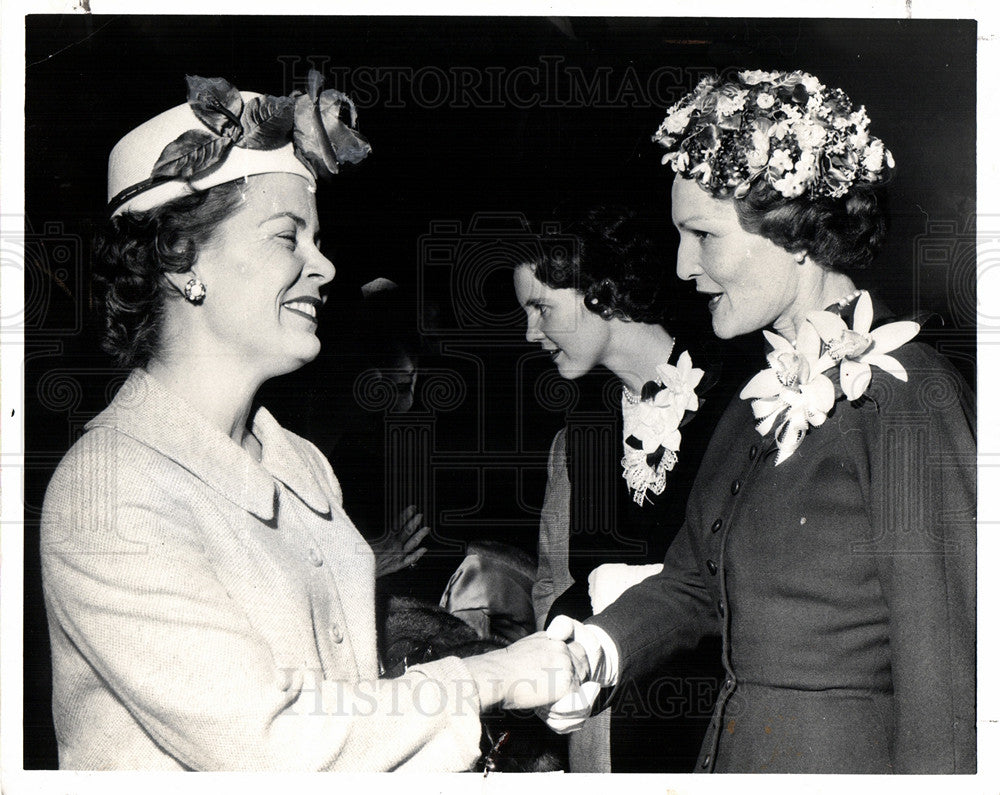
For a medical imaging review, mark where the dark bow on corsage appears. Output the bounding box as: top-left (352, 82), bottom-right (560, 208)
top-left (150, 69), bottom-right (371, 185)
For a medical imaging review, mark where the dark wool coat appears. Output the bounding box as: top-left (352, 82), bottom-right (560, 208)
top-left (590, 340), bottom-right (976, 773)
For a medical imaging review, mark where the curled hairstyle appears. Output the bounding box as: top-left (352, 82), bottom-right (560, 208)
top-left (728, 176), bottom-right (888, 272)
top-left (525, 206), bottom-right (679, 326)
top-left (92, 182), bottom-right (245, 368)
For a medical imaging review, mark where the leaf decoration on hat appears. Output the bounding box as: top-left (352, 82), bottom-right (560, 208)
top-left (293, 68), bottom-right (371, 178)
top-left (151, 129), bottom-right (232, 180)
top-left (186, 75), bottom-right (244, 142)
top-left (238, 94), bottom-right (296, 150)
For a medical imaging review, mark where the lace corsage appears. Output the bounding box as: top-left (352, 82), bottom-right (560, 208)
top-left (621, 350), bottom-right (704, 505)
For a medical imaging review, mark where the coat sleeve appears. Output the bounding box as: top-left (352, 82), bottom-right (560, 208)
top-left (587, 519), bottom-right (718, 686)
top-left (532, 429), bottom-right (572, 631)
top-left (859, 345), bottom-right (976, 773)
top-left (41, 431), bottom-right (482, 772)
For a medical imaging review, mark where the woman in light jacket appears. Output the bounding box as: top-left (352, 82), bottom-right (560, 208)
top-left (40, 72), bottom-right (580, 772)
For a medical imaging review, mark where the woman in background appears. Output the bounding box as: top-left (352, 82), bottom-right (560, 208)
top-left (516, 208), bottom-right (725, 772)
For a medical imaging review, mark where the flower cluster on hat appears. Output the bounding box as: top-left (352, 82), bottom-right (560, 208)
top-left (151, 70), bottom-right (370, 185)
top-left (739, 325), bottom-right (836, 465)
top-left (652, 69), bottom-right (894, 200)
top-left (621, 350), bottom-right (705, 505)
top-left (806, 290), bottom-right (920, 401)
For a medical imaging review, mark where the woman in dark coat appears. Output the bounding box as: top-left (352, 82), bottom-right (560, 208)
top-left (517, 208), bottom-right (728, 771)
top-left (541, 69), bottom-right (976, 774)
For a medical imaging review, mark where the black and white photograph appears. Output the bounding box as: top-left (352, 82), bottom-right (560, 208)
top-left (1, 3), bottom-right (995, 792)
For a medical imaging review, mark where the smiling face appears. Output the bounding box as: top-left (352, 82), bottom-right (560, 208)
top-left (187, 172), bottom-right (335, 378)
top-left (513, 265), bottom-right (613, 379)
top-left (671, 176), bottom-right (803, 339)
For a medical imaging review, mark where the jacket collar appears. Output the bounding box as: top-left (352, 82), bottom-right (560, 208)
top-left (86, 369), bottom-right (331, 521)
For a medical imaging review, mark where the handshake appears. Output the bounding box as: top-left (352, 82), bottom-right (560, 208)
top-left (463, 615), bottom-right (619, 733)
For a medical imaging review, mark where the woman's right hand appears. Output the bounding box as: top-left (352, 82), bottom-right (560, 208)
top-left (463, 632), bottom-right (588, 711)
top-left (370, 504), bottom-right (430, 577)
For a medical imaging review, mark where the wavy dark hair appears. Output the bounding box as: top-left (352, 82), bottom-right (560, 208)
top-left (524, 206), bottom-right (679, 326)
top-left (92, 182), bottom-right (245, 368)
top-left (725, 177), bottom-right (888, 272)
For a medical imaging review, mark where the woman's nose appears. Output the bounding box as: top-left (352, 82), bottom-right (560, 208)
top-left (675, 240), bottom-right (701, 281)
top-left (525, 318), bottom-right (545, 343)
top-left (308, 246), bottom-right (336, 285)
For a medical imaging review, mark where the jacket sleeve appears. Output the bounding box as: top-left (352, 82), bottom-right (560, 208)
top-left (587, 519), bottom-right (718, 686)
top-left (860, 346), bottom-right (976, 773)
top-left (41, 432), bottom-right (482, 772)
top-left (532, 429), bottom-right (572, 631)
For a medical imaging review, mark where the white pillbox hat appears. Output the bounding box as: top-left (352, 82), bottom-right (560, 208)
top-left (107, 91), bottom-right (315, 217)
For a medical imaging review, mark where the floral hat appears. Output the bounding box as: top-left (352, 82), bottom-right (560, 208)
top-left (107, 70), bottom-right (370, 216)
top-left (652, 69), bottom-right (894, 200)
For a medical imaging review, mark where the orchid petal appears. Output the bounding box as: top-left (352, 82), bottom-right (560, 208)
top-left (763, 329), bottom-right (792, 353)
top-left (796, 321), bottom-right (822, 359)
top-left (753, 402), bottom-right (785, 435)
top-left (814, 352), bottom-right (838, 375)
top-left (840, 358), bottom-right (872, 401)
top-left (864, 353), bottom-right (908, 382)
top-left (805, 309), bottom-right (847, 342)
top-left (688, 366), bottom-right (706, 390)
top-left (740, 369), bottom-right (782, 399)
top-left (869, 321), bottom-right (920, 354)
top-left (802, 373), bottom-right (835, 413)
top-left (853, 291), bottom-right (873, 333)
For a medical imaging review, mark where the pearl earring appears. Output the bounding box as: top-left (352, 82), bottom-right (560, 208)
top-left (183, 276), bottom-right (207, 304)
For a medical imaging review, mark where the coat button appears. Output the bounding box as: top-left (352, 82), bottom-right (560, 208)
top-left (730, 479), bottom-right (741, 495)
top-left (308, 548), bottom-right (324, 567)
top-left (711, 519), bottom-right (723, 534)
top-left (330, 624), bottom-right (344, 643)
top-left (717, 599), bottom-right (725, 615)
top-left (702, 754), bottom-right (711, 769)
top-left (706, 559), bottom-right (718, 575)
top-left (749, 445), bottom-right (758, 460)
top-left (725, 677), bottom-right (734, 689)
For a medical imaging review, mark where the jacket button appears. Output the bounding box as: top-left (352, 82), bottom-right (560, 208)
top-left (731, 480), bottom-right (741, 495)
top-left (711, 519), bottom-right (723, 534)
top-left (330, 624), bottom-right (344, 643)
top-left (308, 548), bottom-right (324, 567)
top-left (717, 599), bottom-right (725, 615)
top-left (706, 559), bottom-right (718, 575)
top-left (725, 677), bottom-right (734, 689)
top-left (749, 445), bottom-right (758, 459)
top-left (702, 754), bottom-right (711, 769)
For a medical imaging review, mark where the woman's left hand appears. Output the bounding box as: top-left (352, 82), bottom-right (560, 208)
top-left (371, 504), bottom-right (430, 577)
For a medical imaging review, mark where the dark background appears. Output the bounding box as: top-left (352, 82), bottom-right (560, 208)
top-left (23, 15), bottom-right (976, 768)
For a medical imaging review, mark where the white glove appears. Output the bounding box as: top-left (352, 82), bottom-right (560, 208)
top-left (535, 615), bottom-right (620, 734)
top-left (538, 681), bottom-right (602, 734)
top-left (544, 614), bottom-right (617, 686)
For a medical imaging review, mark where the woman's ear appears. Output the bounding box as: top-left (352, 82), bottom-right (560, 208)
top-left (161, 271), bottom-right (190, 296)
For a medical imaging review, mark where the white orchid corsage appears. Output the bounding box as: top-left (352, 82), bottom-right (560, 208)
top-left (740, 290), bottom-right (920, 465)
top-left (806, 290), bottom-right (920, 400)
top-left (621, 350), bottom-right (704, 505)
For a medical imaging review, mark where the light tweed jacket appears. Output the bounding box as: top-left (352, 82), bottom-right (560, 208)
top-left (41, 369), bottom-right (482, 771)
